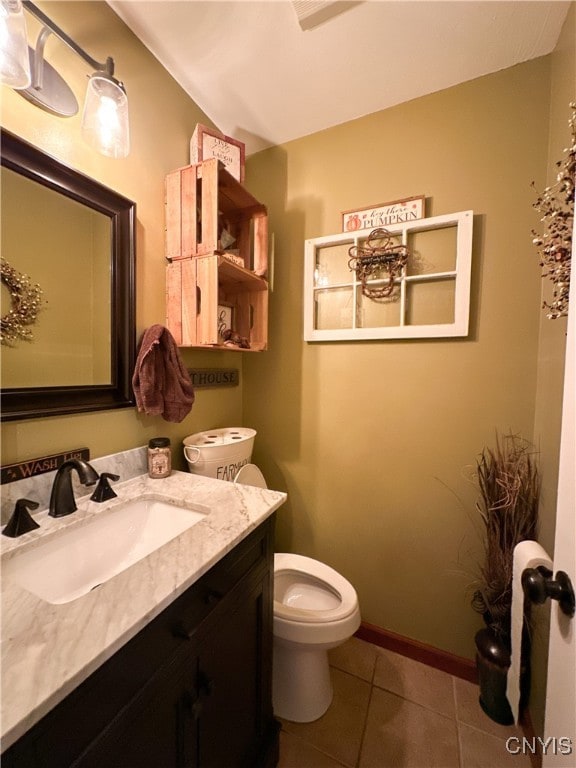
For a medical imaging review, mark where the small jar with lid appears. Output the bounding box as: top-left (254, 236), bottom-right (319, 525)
top-left (148, 437), bottom-right (171, 479)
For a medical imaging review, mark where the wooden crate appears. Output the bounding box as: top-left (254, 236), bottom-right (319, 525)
top-left (166, 258), bottom-right (198, 346)
top-left (165, 159), bottom-right (268, 275)
top-left (167, 255), bottom-right (268, 351)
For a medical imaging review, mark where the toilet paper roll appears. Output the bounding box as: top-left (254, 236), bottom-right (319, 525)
top-left (506, 540), bottom-right (553, 723)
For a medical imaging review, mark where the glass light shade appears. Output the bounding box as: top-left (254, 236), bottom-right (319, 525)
top-left (81, 73), bottom-right (130, 159)
top-left (0, 0), bottom-right (31, 88)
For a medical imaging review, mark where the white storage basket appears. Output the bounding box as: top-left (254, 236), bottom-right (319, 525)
top-left (183, 428), bottom-right (256, 481)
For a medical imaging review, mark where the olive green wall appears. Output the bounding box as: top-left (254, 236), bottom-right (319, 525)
top-left (534, 3), bottom-right (575, 567)
top-left (243, 58), bottom-right (555, 660)
top-left (0, 2), bottom-right (243, 469)
top-left (529, 3), bottom-right (575, 738)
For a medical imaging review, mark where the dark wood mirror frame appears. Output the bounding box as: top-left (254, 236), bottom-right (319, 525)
top-left (1, 129), bottom-right (136, 422)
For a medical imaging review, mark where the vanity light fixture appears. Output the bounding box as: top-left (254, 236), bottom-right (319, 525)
top-left (0, 0), bottom-right (31, 87)
top-left (0, 0), bottom-right (130, 158)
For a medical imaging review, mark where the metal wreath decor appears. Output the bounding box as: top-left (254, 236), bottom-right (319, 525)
top-left (348, 227), bottom-right (410, 299)
top-left (1, 258), bottom-right (44, 346)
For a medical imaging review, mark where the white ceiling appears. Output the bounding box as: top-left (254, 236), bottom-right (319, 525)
top-left (108, 0), bottom-right (571, 156)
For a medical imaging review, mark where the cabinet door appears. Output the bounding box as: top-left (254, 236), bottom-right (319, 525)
top-left (75, 648), bottom-right (199, 768)
top-left (198, 571), bottom-right (274, 768)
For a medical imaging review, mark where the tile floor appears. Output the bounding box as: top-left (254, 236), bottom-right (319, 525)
top-left (277, 637), bottom-right (537, 768)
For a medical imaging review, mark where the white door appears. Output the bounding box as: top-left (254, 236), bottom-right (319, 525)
top-left (543, 210), bottom-right (576, 767)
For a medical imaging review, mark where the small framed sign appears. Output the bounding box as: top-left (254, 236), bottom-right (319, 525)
top-left (217, 302), bottom-right (234, 341)
top-left (190, 124), bottom-right (245, 183)
top-left (342, 195), bottom-right (425, 232)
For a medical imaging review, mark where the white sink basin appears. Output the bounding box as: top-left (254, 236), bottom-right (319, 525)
top-left (3, 497), bottom-right (208, 604)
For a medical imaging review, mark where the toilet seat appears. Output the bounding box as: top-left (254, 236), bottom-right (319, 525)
top-left (274, 553), bottom-right (358, 624)
top-left (233, 463), bottom-right (268, 488)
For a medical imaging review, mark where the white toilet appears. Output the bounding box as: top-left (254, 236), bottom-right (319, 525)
top-left (234, 464), bottom-right (361, 723)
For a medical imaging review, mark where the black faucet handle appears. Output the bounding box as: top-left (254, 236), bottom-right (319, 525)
top-left (3, 498), bottom-right (40, 538)
top-left (90, 472), bottom-right (120, 503)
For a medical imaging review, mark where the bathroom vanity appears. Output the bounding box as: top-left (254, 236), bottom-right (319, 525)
top-left (1, 471), bottom-right (286, 767)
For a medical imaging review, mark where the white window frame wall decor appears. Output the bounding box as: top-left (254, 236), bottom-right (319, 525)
top-left (303, 210), bottom-right (473, 341)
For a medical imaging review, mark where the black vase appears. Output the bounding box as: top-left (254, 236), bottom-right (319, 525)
top-left (474, 628), bottom-right (514, 725)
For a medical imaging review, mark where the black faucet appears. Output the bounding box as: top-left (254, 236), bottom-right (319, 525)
top-left (49, 459), bottom-right (99, 518)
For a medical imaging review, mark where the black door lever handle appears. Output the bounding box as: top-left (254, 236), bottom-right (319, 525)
top-left (522, 566), bottom-right (575, 618)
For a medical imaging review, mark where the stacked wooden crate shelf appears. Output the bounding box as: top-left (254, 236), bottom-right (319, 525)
top-left (165, 158), bottom-right (269, 351)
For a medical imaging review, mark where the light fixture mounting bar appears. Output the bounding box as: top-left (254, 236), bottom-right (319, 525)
top-left (22, 1), bottom-right (114, 75)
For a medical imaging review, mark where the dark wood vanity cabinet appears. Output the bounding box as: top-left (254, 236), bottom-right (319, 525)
top-left (3, 517), bottom-right (279, 768)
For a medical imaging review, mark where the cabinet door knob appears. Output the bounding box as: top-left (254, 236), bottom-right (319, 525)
top-left (199, 669), bottom-right (214, 697)
top-left (182, 689), bottom-right (203, 720)
top-left (172, 621), bottom-right (194, 640)
top-left (205, 589), bottom-right (223, 605)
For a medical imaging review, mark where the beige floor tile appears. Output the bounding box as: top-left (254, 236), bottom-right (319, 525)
top-left (281, 668), bottom-right (371, 768)
top-left (359, 686), bottom-right (460, 768)
top-left (459, 723), bottom-right (534, 768)
top-left (372, 647), bottom-right (456, 718)
top-left (454, 677), bottom-right (525, 741)
top-left (278, 730), bottom-right (348, 768)
top-left (329, 636), bottom-right (378, 682)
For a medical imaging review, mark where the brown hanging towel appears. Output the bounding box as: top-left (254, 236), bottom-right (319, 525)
top-left (132, 325), bottom-right (195, 423)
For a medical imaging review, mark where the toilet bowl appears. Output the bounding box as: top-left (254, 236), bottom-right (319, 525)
top-left (233, 465), bottom-right (361, 722)
top-left (273, 553), bottom-right (361, 722)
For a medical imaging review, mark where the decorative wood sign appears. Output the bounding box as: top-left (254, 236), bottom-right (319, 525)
top-left (1, 448), bottom-right (90, 485)
top-left (189, 368), bottom-right (239, 388)
top-left (190, 124), bottom-right (245, 183)
top-left (342, 195), bottom-right (425, 232)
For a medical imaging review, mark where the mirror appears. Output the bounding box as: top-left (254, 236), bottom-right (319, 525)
top-left (0, 129), bottom-right (136, 421)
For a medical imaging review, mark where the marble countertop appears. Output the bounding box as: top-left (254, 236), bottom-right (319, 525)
top-left (1, 471), bottom-right (286, 751)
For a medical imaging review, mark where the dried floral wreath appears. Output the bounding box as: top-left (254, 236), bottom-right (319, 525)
top-left (1, 258), bottom-right (44, 346)
top-left (532, 102), bottom-right (575, 320)
top-left (348, 227), bottom-right (410, 300)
